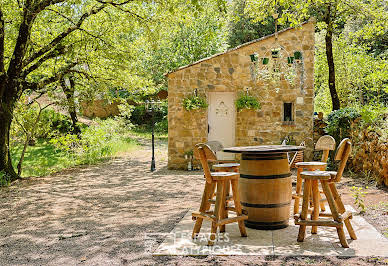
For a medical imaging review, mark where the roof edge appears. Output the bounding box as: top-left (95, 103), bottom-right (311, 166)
top-left (165, 18), bottom-right (315, 77)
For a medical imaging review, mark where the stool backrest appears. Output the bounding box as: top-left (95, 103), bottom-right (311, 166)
top-left (194, 143), bottom-right (217, 183)
top-left (290, 141), bottom-right (305, 168)
top-left (332, 138), bottom-right (352, 182)
top-left (315, 135), bottom-right (336, 162)
top-left (206, 141), bottom-right (224, 153)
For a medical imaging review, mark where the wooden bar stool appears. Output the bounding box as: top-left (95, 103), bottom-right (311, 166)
top-left (293, 135), bottom-right (336, 214)
top-left (192, 143), bottom-right (248, 246)
top-left (294, 138), bottom-right (357, 248)
top-left (213, 163), bottom-right (240, 233)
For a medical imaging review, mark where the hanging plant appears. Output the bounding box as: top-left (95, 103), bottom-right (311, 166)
top-left (182, 95), bottom-right (208, 111)
top-left (235, 93), bottom-right (261, 111)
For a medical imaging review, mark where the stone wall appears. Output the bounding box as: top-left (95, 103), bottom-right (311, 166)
top-left (167, 19), bottom-right (316, 169)
top-left (80, 100), bottom-right (120, 119)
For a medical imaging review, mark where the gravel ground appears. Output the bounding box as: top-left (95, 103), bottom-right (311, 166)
top-left (0, 138), bottom-right (387, 265)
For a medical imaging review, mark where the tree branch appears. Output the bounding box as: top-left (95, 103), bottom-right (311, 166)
top-left (26, 61), bottom-right (78, 91)
top-left (23, 4), bottom-right (106, 68)
top-left (21, 44), bottom-right (68, 77)
top-left (7, 2), bottom-right (36, 78)
top-left (96, 0), bottom-right (135, 6)
top-left (33, 0), bottom-right (67, 14)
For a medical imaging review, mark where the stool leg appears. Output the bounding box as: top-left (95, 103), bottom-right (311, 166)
top-left (318, 166), bottom-right (326, 212)
top-left (318, 188), bottom-right (326, 212)
top-left (220, 180), bottom-right (230, 233)
top-left (321, 180), bottom-right (349, 248)
top-left (298, 179), bottom-right (311, 242)
top-left (294, 167), bottom-right (303, 215)
top-left (329, 183), bottom-right (357, 240)
top-left (231, 179), bottom-right (247, 237)
top-left (208, 180), bottom-right (225, 246)
top-left (192, 181), bottom-right (215, 239)
top-left (311, 180), bottom-right (320, 234)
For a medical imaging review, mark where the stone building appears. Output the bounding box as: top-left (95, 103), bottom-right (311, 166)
top-left (166, 19), bottom-right (316, 169)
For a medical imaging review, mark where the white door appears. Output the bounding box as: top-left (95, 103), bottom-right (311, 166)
top-left (208, 92), bottom-right (236, 160)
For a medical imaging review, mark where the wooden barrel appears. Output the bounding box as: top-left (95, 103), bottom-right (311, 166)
top-left (239, 153), bottom-right (291, 230)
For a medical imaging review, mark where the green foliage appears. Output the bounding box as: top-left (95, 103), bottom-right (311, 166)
top-left (155, 118), bottom-right (168, 133)
top-left (182, 96), bottom-right (208, 111)
top-left (40, 108), bottom-right (81, 136)
top-left (50, 118), bottom-right (135, 165)
top-left (11, 97), bottom-right (84, 147)
top-left (227, 0), bottom-right (277, 48)
top-left (0, 171), bottom-right (11, 187)
top-left (314, 33), bottom-right (388, 114)
top-left (235, 94), bottom-right (261, 111)
top-left (358, 104), bottom-right (387, 125)
top-left (141, 1), bottom-right (228, 89)
top-left (350, 186), bottom-right (368, 214)
top-left (130, 102), bottom-right (167, 126)
top-left (325, 107), bottom-right (360, 143)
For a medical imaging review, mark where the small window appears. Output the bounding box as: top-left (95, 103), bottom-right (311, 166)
top-left (284, 103), bottom-right (293, 121)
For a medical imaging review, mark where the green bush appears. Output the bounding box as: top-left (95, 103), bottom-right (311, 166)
top-left (50, 118), bottom-right (136, 165)
top-left (0, 170), bottom-right (11, 187)
top-left (154, 117), bottom-right (168, 133)
top-left (325, 107), bottom-right (361, 144)
top-left (235, 94), bottom-right (261, 111)
top-left (130, 102), bottom-right (167, 127)
top-left (39, 108), bottom-right (81, 136)
top-left (359, 104), bottom-right (386, 125)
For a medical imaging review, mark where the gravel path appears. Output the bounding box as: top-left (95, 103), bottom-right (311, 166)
top-left (0, 138), bottom-right (387, 265)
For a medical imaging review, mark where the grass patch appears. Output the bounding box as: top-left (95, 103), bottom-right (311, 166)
top-left (11, 138), bottom-right (137, 178)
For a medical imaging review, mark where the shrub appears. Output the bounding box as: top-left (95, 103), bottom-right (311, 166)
top-left (39, 108), bottom-right (81, 136)
top-left (0, 171), bottom-right (11, 187)
top-left (50, 118), bottom-right (135, 165)
top-left (130, 101), bottom-right (167, 127)
top-left (325, 107), bottom-right (360, 144)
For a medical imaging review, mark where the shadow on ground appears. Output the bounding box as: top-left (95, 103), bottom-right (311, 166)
top-left (0, 139), bottom-right (387, 265)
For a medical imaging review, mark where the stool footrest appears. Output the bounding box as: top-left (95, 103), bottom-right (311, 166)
top-left (216, 215), bottom-right (248, 226)
top-left (192, 211), bottom-right (216, 221)
top-left (339, 211), bottom-right (353, 221)
top-left (295, 218), bottom-right (343, 228)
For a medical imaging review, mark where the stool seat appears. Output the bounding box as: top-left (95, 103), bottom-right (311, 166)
top-left (213, 163), bottom-right (240, 168)
top-left (300, 171), bottom-right (331, 180)
top-left (210, 172), bottom-right (239, 180)
top-left (296, 162), bottom-right (327, 169)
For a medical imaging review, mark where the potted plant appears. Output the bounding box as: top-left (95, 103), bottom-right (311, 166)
top-left (235, 93), bottom-right (261, 111)
top-left (182, 95), bottom-right (208, 111)
top-left (294, 51), bottom-right (302, 63)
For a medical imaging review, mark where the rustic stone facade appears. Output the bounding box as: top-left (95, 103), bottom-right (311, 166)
top-left (167, 19), bottom-right (316, 169)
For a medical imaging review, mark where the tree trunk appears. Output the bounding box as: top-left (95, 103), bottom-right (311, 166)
top-left (324, 5), bottom-right (341, 111)
top-left (0, 105), bottom-right (19, 181)
top-left (61, 77), bottom-right (81, 135)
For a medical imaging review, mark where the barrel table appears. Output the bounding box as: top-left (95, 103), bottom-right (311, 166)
top-left (223, 145), bottom-right (305, 230)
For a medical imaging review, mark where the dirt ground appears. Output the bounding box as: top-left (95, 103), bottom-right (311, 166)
top-left (0, 138), bottom-right (387, 265)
